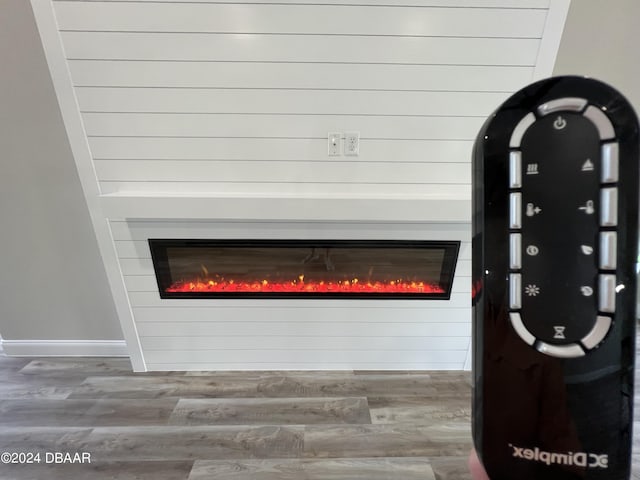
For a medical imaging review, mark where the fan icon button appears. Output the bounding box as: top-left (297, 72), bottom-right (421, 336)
top-left (525, 285), bottom-right (540, 297)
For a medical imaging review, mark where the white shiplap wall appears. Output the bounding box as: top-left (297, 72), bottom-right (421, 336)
top-left (51, 0), bottom-right (550, 198)
top-left (112, 220), bottom-right (471, 370)
top-left (31, 0), bottom-right (570, 369)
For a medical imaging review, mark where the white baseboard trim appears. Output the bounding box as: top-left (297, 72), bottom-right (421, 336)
top-left (0, 340), bottom-right (129, 357)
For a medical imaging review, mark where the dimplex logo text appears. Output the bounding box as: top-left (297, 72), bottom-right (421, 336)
top-left (509, 445), bottom-right (608, 469)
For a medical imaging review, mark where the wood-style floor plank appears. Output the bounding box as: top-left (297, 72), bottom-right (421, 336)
top-left (66, 372), bottom-right (368, 399)
top-left (368, 395), bottom-right (471, 424)
top-left (0, 461), bottom-right (193, 480)
top-left (303, 423), bottom-right (472, 459)
top-left (355, 372), bottom-right (472, 397)
top-left (18, 358), bottom-right (134, 376)
top-left (0, 427), bottom-right (93, 452)
top-left (0, 356), bottom-right (477, 478)
top-left (3, 351), bottom-right (637, 479)
top-left (68, 425), bottom-right (305, 461)
top-left (189, 457), bottom-right (437, 480)
top-left (168, 397), bottom-right (371, 426)
top-left (0, 375), bottom-right (77, 400)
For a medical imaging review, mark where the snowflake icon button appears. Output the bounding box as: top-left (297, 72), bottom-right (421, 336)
top-left (524, 284), bottom-right (540, 297)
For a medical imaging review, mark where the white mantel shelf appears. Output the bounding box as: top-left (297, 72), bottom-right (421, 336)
top-left (100, 194), bottom-right (471, 223)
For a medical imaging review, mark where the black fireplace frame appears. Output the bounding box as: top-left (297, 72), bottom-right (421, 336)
top-left (148, 239), bottom-right (460, 300)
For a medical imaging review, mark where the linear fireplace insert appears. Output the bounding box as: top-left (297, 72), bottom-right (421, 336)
top-left (148, 239), bottom-right (460, 299)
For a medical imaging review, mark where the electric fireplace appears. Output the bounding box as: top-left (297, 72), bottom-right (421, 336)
top-left (149, 239), bottom-right (460, 299)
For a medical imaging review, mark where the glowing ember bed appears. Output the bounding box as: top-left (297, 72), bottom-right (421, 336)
top-left (148, 240), bottom-right (459, 299)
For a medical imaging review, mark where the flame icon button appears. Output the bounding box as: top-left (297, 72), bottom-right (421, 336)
top-left (580, 245), bottom-right (594, 255)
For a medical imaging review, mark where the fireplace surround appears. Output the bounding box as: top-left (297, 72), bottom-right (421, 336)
top-left (27, 0), bottom-right (572, 371)
top-left (149, 239), bottom-right (460, 299)
top-left (106, 220), bottom-right (471, 370)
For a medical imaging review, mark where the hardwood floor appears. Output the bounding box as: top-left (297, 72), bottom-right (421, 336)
top-left (0, 355), bottom-right (638, 479)
top-left (0, 357), bottom-right (471, 479)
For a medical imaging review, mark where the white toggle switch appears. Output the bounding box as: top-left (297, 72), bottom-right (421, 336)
top-left (328, 132), bottom-right (341, 156)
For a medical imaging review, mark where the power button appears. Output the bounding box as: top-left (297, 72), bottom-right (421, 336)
top-left (553, 116), bottom-right (567, 130)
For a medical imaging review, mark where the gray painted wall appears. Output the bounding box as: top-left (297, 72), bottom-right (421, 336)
top-left (554, 0), bottom-right (640, 110)
top-left (0, 0), bottom-right (637, 345)
top-left (0, 0), bottom-right (122, 341)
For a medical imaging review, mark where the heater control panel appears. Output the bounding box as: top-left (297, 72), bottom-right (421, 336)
top-left (507, 97), bottom-right (619, 358)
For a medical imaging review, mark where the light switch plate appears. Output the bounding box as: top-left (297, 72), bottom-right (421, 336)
top-left (328, 132), bottom-right (341, 156)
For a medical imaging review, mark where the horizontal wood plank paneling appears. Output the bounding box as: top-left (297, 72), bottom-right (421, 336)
top-left (88, 138), bottom-right (473, 162)
top-left (102, 195), bottom-right (471, 223)
top-left (141, 349), bottom-right (467, 365)
top-left (94, 160), bottom-right (471, 184)
top-left (139, 335), bottom-right (469, 351)
top-left (135, 321), bottom-right (470, 338)
top-left (52, 0), bottom-right (557, 197)
top-left (77, 89), bottom-right (510, 116)
top-left (126, 298), bottom-right (471, 313)
top-left (61, 32), bottom-right (540, 65)
top-left (109, 220), bottom-right (472, 242)
top-left (132, 307), bottom-right (471, 324)
top-left (69, 62), bottom-right (534, 91)
top-left (82, 113), bottom-right (485, 140)
top-left (99, 182), bottom-right (472, 197)
top-left (50, 0), bottom-right (560, 199)
top-left (143, 362), bottom-right (464, 370)
top-left (124, 275), bottom-right (157, 292)
top-left (54, 0), bottom-right (550, 7)
top-left (55, 3), bottom-right (546, 38)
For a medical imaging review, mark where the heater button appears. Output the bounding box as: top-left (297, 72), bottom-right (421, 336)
top-left (599, 232), bottom-right (617, 270)
top-left (601, 143), bottom-right (619, 183)
top-left (509, 312), bottom-right (536, 346)
top-left (600, 188), bottom-right (618, 227)
top-left (510, 233), bottom-right (522, 270)
top-left (598, 274), bottom-right (616, 313)
top-left (510, 273), bottom-right (522, 309)
top-left (583, 105), bottom-right (615, 140)
top-left (537, 97), bottom-right (588, 116)
top-left (581, 315), bottom-right (612, 350)
top-left (510, 113), bottom-right (536, 148)
top-left (536, 341), bottom-right (585, 358)
top-left (510, 193), bottom-right (522, 229)
top-left (510, 151), bottom-right (522, 188)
